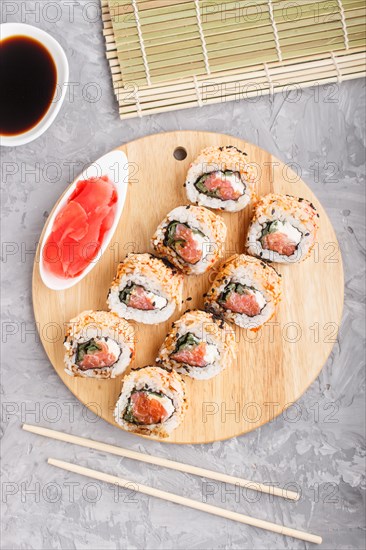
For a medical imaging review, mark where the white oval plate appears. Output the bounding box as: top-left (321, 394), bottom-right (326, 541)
top-left (0, 23), bottom-right (69, 147)
top-left (39, 150), bottom-right (129, 291)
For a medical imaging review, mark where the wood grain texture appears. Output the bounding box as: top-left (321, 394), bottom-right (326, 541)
top-left (32, 131), bottom-right (344, 444)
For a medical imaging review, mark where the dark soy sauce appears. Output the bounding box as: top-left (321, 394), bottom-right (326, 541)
top-left (0, 35), bottom-right (57, 137)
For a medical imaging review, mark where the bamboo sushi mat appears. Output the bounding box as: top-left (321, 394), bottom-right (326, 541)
top-left (101, 0), bottom-right (366, 119)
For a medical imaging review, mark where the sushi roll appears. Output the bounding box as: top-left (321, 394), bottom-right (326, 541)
top-left (185, 145), bottom-right (256, 212)
top-left (64, 310), bottom-right (135, 379)
top-left (114, 366), bottom-right (187, 438)
top-left (205, 254), bottom-right (282, 330)
top-left (151, 205), bottom-right (227, 275)
top-left (157, 309), bottom-right (237, 380)
top-left (246, 194), bottom-right (319, 263)
top-left (107, 253), bottom-right (183, 324)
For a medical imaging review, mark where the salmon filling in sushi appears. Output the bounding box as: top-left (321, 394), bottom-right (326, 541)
top-left (218, 283), bottom-right (266, 317)
top-left (119, 283), bottom-right (167, 311)
top-left (114, 366), bottom-right (187, 438)
top-left (194, 170), bottom-right (245, 202)
top-left (152, 205), bottom-right (227, 275)
top-left (157, 310), bottom-right (237, 380)
top-left (170, 333), bottom-right (219, 368)
top-left (260, 220), bottom-right (302, 257)
top-left (164, 221), bottom-right (207, 265)
top-left (75, 337), bottom-right (122, 371)
top-left (123, 390), bottom-right (174, 425)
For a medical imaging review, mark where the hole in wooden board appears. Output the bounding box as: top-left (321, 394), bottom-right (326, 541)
top-left (173, 147), bottom-right (187, 161)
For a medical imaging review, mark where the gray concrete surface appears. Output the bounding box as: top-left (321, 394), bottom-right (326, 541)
top-left (1, 2), bottom-right (365, 549)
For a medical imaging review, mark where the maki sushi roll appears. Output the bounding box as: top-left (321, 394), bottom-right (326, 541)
top-left (114, 366), bottom-right (187, 438)
top-left (151, 205), bottom-right (227, 275)
top-left (157, 309), bottom-right (237, 380)
top-left (185, 145), bottom-right (256, 212)
top-left (205, 254), bottom-right (282, 330)
top-left (107, 253), bottom-right (183, 324)
top-left (64, 310), bottom-right (135, 379)
top-left (246, 194), bottom-right (319, 263)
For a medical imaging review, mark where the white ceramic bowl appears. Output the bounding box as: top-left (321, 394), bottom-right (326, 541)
top-left (39, 150), bottom-right (129, 291)
top-left (0, 23), bottom-right (69, 147)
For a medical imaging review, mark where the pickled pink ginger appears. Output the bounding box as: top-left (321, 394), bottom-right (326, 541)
top-left (43, 175), bottom-right (117, 278)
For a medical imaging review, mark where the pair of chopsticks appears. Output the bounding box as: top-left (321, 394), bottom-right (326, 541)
top-left (23, 424), bottom-right (322, 545)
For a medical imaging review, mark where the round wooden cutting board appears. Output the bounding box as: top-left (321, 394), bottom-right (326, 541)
top-left (33, 131), bottom-right (344, 444)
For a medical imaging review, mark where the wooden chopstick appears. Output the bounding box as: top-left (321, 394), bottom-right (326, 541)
top-left (23, 424), bottom-right (299, 501)
top-left (48, 458), bottom-right (322, 545)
